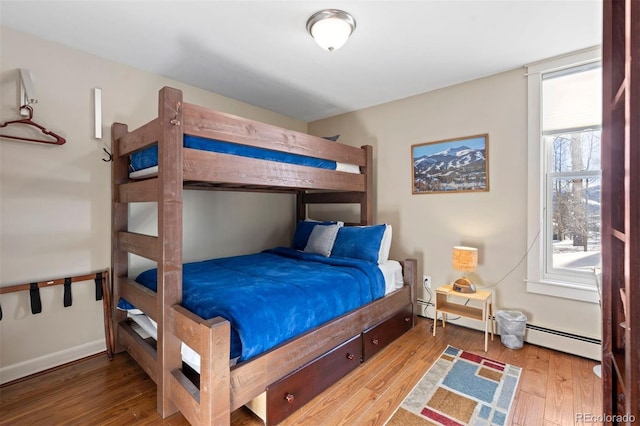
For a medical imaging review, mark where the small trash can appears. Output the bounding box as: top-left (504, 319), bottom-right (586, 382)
top-left (496, 310), bottom-right (527, 349)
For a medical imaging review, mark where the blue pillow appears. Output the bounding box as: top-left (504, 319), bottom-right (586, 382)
top-left (331, 224), bottom-right (387, 263)
top-left (291, 220), bottom-right (337, 250)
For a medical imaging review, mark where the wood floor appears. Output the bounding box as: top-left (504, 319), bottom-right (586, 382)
top-left (0, 317), bottom-right (602, 425)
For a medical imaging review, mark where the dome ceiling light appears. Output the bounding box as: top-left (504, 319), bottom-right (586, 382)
top-left (306, 9), bottom-right (356, 52)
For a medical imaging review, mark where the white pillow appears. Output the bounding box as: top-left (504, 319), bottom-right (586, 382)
top-left (304, 224), bottom-right (340, 257)
top-left (378, 224), bottom-right (393, 264)
top-left (336, 162), bottom-right (361, 173)
top-left (306, 218), bottom-right (345, 227)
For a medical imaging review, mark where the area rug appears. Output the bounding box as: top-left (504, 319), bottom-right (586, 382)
top-left (386, 346), bottom-right (521, 426)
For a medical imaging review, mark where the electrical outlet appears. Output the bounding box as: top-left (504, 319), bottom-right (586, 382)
top-left (423, 275), bottom-right (431, 289)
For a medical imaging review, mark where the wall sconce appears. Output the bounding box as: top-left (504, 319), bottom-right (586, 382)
top-left (306, 9), bottom-right (356, 52)
top-left (452, 246), bottom-right (478, 293)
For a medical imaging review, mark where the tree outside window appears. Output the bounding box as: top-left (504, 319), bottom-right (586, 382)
top-left (542, 62), bottom-right (602, 282)
top-left (547, 130), bottom-right (601, 274)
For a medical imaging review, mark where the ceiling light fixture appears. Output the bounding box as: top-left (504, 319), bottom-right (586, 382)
top-left (306, 9), bottom-right (356, 52)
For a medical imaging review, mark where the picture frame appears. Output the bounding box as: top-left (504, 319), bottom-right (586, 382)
top-left (411, 134), bottom-right (489, 194)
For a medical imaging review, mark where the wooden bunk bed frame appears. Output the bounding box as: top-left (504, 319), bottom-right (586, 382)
top-left (111, 86), bottom-right (418, 425)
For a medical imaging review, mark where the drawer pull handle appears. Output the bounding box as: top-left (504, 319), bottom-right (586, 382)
top-left (285, 393), bottom-right (295, 404)
top-left (371, 338), bottom-right (379, 345)
top-left (404, 316), bottom-right (411, 322)
top-left (346, 353), bottom-right (355, 360)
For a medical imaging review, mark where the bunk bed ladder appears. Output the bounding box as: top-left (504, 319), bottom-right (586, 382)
top-left (111, 87), bottom-right (187, 418)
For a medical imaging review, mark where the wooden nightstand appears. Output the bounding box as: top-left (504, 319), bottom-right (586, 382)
top-left (432, 284), bottom-right (494, 352)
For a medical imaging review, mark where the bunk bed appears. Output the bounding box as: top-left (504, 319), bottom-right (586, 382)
top-left (111, 86), bottom-right (418, 425)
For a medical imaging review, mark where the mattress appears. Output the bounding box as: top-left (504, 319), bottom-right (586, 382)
top-left (129, 134), bottom-right (360, 179)
top-left (124, 258), bottom-right (403, 373)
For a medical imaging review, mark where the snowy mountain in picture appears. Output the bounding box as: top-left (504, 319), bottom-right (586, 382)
top-left (413, 144), bottom-right (487, 192)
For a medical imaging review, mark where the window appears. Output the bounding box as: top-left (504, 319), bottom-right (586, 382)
top-left (526, 48), bottom-right (601, 302)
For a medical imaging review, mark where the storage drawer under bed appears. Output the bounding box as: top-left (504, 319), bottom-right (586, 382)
top-left (363, 303), bottom-right (413, 361)
top-left (245, 302), bottom-right (414, 424)
top-left (265, 333), bottom-right (362, 425)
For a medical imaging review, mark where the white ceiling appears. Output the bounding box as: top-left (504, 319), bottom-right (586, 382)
top-left (0, 1), bottom-right (602, 122)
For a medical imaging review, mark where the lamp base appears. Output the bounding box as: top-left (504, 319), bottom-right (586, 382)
top-left (453, 277), bottom-right (476, 293)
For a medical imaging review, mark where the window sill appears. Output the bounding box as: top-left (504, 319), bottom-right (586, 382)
top-left (526, 279), bottom-right (599, 304)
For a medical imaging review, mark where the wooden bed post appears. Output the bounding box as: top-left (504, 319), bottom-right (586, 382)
top-left (201, 317), bottom-right (231, 425)
top-left (296, 191), bottom-right (306, 221)
top-left (361, 145), bottom-right (373, 225)
top-left (157, 87), bottom-right (184, 417)
top-left (111, 122), bottom-right (129, 354)
top-left (403, 258), bottom-right (418, 326)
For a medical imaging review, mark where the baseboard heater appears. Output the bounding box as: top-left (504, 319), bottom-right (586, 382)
top-left (521, 323), bottom-right (601, 361)
top-left (525, 323), bottom-right (600, 345)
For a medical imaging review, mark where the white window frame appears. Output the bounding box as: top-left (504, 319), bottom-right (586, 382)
top-left (526, 47), bottom-right (601, 303)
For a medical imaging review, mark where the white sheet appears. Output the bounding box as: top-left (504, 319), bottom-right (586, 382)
top-left (129, 165), bottom-right (158, 180)
top-left (125, 260), bottom-right (404, 374)
top-left (127, 312), bottom-right (206, 371)
top-left (379, 259), bottom-right (404, 294)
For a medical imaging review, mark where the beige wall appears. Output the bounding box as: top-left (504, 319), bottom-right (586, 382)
top-left (309, 68), bottom-right (601, 357)
top-left (0, 26), bottom-right (303, 383)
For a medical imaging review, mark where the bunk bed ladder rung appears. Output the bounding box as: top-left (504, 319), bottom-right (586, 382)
top-left (119, 321), bottom-right (157, 383)
top-left (119, 178), bottom-right (159, 203)
top-left (117, 118), bottom-right (160, 157)
top-left (117, 231), bottom-right (160, 261)
top-left (120, 278), bottom-right (158, 321)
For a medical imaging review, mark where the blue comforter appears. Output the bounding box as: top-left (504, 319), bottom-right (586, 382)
top-left (120, 247), bottom-right (384, 361)
top-left (130, 135), bottom-right (337, 172)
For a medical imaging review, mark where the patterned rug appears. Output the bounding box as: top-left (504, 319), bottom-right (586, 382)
top-left (386, 346), bottom-right (521, 426)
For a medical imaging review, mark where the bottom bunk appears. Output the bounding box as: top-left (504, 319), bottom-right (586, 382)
top-left (115, 257), bottom-right (417, 425)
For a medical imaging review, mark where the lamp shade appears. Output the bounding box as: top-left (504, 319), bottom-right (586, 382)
top-left (452, 246), bottom-right (478, 273)
top-left (307, 9), bottom-right (356, 52)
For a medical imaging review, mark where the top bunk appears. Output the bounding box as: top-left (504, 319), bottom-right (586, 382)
top-left (111, 86), bottom-right (372, 198)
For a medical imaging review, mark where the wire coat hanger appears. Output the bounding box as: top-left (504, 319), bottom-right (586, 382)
top-left (0, 105), bottom-right (66, 145)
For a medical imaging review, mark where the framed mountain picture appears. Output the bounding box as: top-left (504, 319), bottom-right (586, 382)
top-left (411, 134), bottom-right (489, 194)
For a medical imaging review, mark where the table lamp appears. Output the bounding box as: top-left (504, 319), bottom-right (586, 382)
top-left (452, 246), bottom-right (478, 293)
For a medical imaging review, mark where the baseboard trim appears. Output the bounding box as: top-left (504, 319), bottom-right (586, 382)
top-left (0, 339), bottom-right (106, 385)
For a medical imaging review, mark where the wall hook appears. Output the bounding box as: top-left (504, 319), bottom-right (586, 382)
top-left (102, 147), bottom-right (113, 162)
